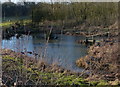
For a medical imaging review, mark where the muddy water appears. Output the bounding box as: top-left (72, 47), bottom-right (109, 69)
top-left (2, 34), bottom-right (88, 72)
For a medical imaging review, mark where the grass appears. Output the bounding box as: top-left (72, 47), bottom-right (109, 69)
top-left (2, 53), bottom-right (115, 86)
top-left (0, 19), bottom-right (32, 27)
top-left (0, 21), bottom-right (14, 27)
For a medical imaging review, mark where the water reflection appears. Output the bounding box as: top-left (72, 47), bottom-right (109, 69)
top-left (2, 34), bottom-right (88, 72)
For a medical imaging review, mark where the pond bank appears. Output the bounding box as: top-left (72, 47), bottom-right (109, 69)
top-left (76, 37), bottom-right (120, 83)
top-left (2, 49), bottom-right (118, 86)
top-left (2, 20), bottom-right (119, 40)
top-left (1, 49), bottom-right (88, 86)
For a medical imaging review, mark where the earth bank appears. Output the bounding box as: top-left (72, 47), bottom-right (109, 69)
top-left (76, 37), bottom-right (120, 82)
top-left (1, 49), bottom-right (119, 86)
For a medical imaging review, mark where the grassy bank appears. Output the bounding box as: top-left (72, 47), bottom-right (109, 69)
top-left (1, 49), bottom-right (115, 86)
top-left (0, 20), bottom-right (32, 27)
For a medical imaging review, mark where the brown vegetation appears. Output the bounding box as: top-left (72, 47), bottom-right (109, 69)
top-left (76, 38), bottom-right (120, 81)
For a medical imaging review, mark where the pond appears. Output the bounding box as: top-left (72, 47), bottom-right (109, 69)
top-left (2, 34), bottom-right (88, 72)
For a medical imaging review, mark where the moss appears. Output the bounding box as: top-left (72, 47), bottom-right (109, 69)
top-left (2, 50), bottom-right (115, 86)
top-left (89, 81), bottom-right (99, 86)
top-left (97, 80), bottom-right (109, 85)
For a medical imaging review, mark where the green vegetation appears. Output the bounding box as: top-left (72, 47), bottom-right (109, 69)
top-left (0, 21), bottom-right (14, 27)
top-left (32, 2), bottom-right (118, 28)
top-left (1, 2), bottom-right (119, 86)
top-left (0, 19), bottom-right (31, 27)
top-left (2, 2), bottom-right (118, 28)
top-left (2, 2), bottom-right (34, 18)
top-left (2, 50), bottom-right (117, 86)
top-left (3, 55), bottom-right (88, 85)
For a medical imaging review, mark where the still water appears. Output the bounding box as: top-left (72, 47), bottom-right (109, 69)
top-left (2, 34), bottom-right (88, 72)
